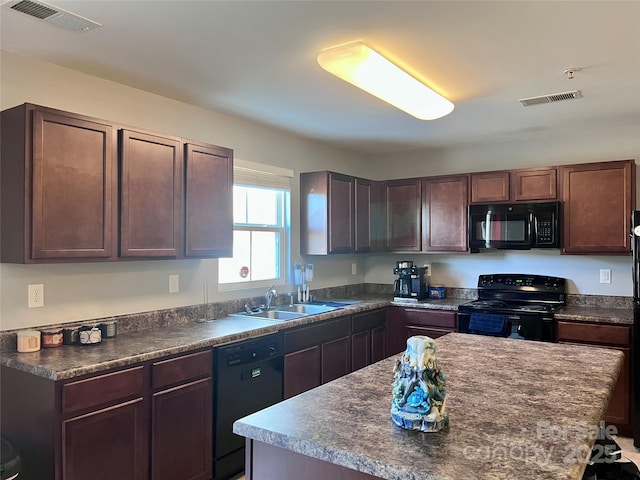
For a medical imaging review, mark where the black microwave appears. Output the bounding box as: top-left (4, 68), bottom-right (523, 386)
top-left (468, 202), bottom-right (561, 250)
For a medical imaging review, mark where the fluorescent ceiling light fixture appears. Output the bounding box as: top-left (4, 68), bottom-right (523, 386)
top-left (317, 41), bottom-right (454, 120)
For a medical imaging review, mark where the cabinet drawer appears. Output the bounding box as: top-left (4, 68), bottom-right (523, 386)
top-left (351, 309), bottom-right (386, 334)
top-left (557, 321), bottom-right (631, 346)
top-left (152, 349), bottom-right (212, 390)
top-left (285, 317), bottom-right (350, 354)
top-left (63, 366), bottom-right (144, 414)
top-left (404, 309), bottom-right (456, 329)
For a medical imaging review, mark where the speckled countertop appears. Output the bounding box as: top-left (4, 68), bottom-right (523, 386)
top-left (555, 306), bottom-right (633, 325)
top-left (390, 298), bottom-right (468, 310)
top-left (0, 299), bottom-right (390, 380)
top-left (1, 293), bottom-right (632, 381)
top-left (234, 332), bottom-right (624, 480)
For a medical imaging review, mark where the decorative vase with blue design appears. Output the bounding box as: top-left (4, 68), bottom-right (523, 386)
top-left (391, 335), bottom-right (448, 432)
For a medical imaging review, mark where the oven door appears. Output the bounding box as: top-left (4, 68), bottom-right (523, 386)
top-left (468, 204), bottom-right (533, 250)
top-left (458, 311), bottom-right (555, 342)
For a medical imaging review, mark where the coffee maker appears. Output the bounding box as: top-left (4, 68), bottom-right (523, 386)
top-left (393, 261), bottom-right (428, 300)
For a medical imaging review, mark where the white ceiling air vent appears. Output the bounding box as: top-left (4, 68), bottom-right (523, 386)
top-left (6, 0), bottom-right (102, 31)
top-left (519, 90), bottom-right (583, 107)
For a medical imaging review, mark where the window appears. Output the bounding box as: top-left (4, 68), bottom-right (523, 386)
top-left (218, 161), bottom-right (291, 289)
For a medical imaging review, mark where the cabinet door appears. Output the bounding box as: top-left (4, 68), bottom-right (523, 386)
top-left (300, 171), bottom-right (354, 255)
top-left (351, 330), bottom-right (370, 371)
top-left (422, 175), bottom-right (469, 252)
top-left (120, 129), bottom-right (183, 257)
top-left (328, 172), bottom-right (354, 253)
top-left (561, 160), bottom-right (635, 254)
top-left (352, 308), bottom-right (387, 368)
top-left (151, 378), bottom-right (212, 480)
top-left (62, 398), bottom-right (147, 480)
top-left (511, 168), bottom-right (557, 201)
top-left (185, 142), bottom-right (233, 257)
top-left (557, 321), bottom-right (632, 434)
top-left (354, 177), bottom-right (373, 253)
top-left (470, 171), bottom-right (509, 203)
top-left (384, 178), bottom-right (422, 251)
top-left (370, 325), bottom-right (387, 363)
top-left (321, 336), bottom-right (351, 384)
top-left (32, 109), bottom-right (115, 259)
top-left (604, 347), bottom-right (630, 427)
top-left (387, 307), bottom-right (408, 356)
top-left (284, 346), bottom-right (321, 399)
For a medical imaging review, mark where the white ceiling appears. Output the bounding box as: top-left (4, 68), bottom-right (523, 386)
top-left (1, 0), bottom-right (639, 155)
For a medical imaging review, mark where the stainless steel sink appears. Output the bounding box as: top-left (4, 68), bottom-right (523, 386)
top-left (231, 303), bottom-right (339, 321)
top-left (235, 309), bottom-right (306, 320)
top-left (276, 304), bottom-right (338, 315)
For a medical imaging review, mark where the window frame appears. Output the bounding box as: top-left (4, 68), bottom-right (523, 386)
top-left (217, 161), bottom-right (292, 292)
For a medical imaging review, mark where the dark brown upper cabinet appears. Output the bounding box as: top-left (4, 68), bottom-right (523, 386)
top-left (184, 142), bottom-right (233, 258)
top-left (120, 129), bottom-right (183, 258)
top-left (1, 103), bottom-right (234, 263)
top-left (422, 175), bottom-right (469, 252)
top-left (560, 160), bottom-right (635, 255)
top-left (301, 171), bottom-right (352, 255)
top-left (1, 104), bottom-right (117, 263)
top-left (470, 167), bottom-right (557, 203)
top-left (354, 177), bottom-right (374, 253)
top-left (470, 171), bottom-right (510, 203)
top-left (383, 178), bottom-right (422, 252)
top-left (511, 167), bottom-right (557, 201)
top-left (301, 171), bottom-right (375, 255)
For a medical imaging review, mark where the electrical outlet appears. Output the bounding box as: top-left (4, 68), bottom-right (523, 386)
top-left (424, 264), bottom-right (432, 277)
top-left (169, 274), bottom-right (179, 293)
top-left (351, 263), bottom-right (357, 275)
top-left (599, 269), bottom-right (612, 284)
top-left (28, 284), bottom-right (44, 308)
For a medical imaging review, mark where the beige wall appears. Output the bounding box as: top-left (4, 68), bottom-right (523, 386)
top-left (1, 51), bottom-right (638, 331)
top-left (0, 51), bottom-right (368, 330)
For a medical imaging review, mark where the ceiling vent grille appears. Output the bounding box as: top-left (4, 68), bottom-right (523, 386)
top-left (519, 90), bottom-right (583, 107)
top-left (7, 0), bottom-right (102, 31)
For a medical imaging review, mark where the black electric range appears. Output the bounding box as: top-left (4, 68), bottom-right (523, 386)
top-left (458, 274), bottom-right (566, 342)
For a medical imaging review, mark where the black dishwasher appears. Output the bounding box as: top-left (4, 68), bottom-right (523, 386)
top-left (213, 332), bottom-right (284, 479)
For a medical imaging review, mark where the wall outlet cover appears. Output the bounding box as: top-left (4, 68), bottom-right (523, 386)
top-left (169, 274), bottom-right (179, 293)
top-left (599, 269), bottom-right (612, 284)
top-left (28, 284), bottom-right (44, 308)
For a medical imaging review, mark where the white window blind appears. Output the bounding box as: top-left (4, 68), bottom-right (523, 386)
top-left (233, 159), bottom-right (293, 189)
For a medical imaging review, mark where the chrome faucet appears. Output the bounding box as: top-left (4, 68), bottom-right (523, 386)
top-left (265, 285), bottom-right (278, 310)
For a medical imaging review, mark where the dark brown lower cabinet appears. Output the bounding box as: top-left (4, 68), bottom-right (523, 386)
top-left (1, 349), bottom-right (212, 480)
top-left (351, 308), bottom-right (387, 371)
top-left (62, 398), bottom-right (148, 480)
top-left (387, 306), bottom-right (457, 355)
top-left (150, 350), bottom-right (213, 480)
top-left (151, 378), bottom-right (212, 480)
top-left (321, 336), bottom-right (351, 384)
top-left (284, 345), bottom-right (322, 399)
top-left (557, 321), bottom-right (632, 436)
top-left (284, 316), bottom-right (351, 399)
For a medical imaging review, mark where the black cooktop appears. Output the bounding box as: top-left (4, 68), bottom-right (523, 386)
top-left (459, 274), bottom-right (567, 316)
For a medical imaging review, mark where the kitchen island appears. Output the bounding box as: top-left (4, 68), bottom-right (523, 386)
top-left (233, 332), bottom-right (623, 480)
